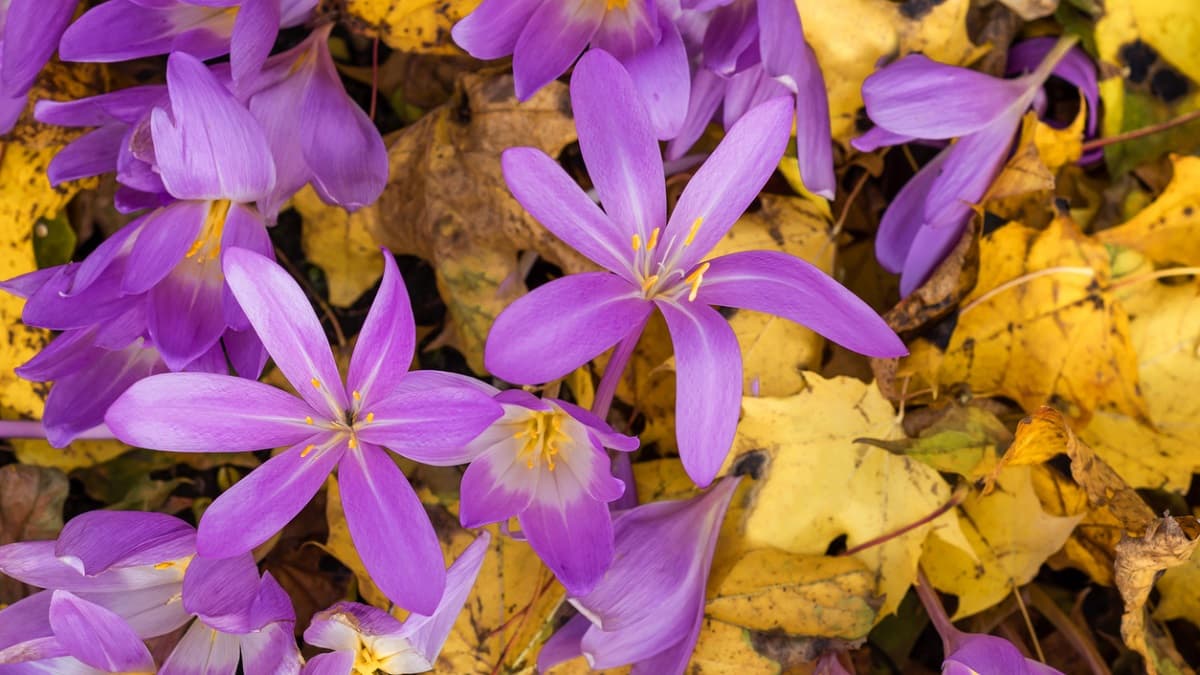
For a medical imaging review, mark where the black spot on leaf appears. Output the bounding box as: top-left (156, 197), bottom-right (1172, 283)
top-left (1119, 40), bottom-right (1158, 84)
top-left (1151, 67), bottom-right (1190, 103)
top-left (897, 0), bottom-right (946, 20)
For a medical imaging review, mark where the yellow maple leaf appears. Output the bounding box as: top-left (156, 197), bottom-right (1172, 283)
top-left (1097, 155), bottom-right (1200, 266)
top-left (343, 0), bottom-right (481, 54)
top-left (295, 185), bottom-right (385, 308)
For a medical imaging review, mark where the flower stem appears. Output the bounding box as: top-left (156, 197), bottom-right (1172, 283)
top-left (915, 568), bottom-right (960, 655)
top-left (0, 421), bottom-right (115, 440)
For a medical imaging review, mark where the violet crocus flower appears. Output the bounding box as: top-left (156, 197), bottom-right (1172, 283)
top-left (0, 511), bottom-right (302, 674)
top-left (666, 0), bottom-right (835, 199)
top-left (1007, 36), bottom-right (1101, 163)
top-left (538, 476), bottom-right (739, 674)
top-left (59, 0), bottom-right (317, 84)
top-left (243, 23), bottom-right (389, 218)
top-left (451, 0), bottom-right (690, 139)
top-left (853, 37), bottom-right (1080, 295)
top-left (485, 49), bottom-right (904, 487)
top-left (105, 249), bottom-right (503, 615)
top-left (458, 388), bottom-right (637, 595)
top-left (0, 0), bottom-right (78, 133)
top-left (302, 532), bottom-right (490, 675)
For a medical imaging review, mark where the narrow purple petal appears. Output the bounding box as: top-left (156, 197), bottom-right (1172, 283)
top-left (223, 327), bottom-right (269, 380)
top-left (873, 145), bottom-right (950, 273)
top-left (484, 273), bottom-right (650, 384)
top-left (851, 125), bottom-right (916, 153)
top-left (121, 201), bottom-right (206, 294)
top-left (56, 511), bottom-right (195, 575)
top-left (696, 250), bottom-right (906, 357)
top-left (402, 532), bottom-right (490, 664)
top-left (664, 68), bottom-right (726, 161)
top-left (511, 0), bottom-right (602, 100)
top-left (301, 651), bottom-right (354, 675)
top-left (196, 437), bottom-right (344, 558)
top-left (240, 619), bottom-right (302, 675)
top-left (701, 0), bottom-right (756, 76)
top-left (591, 0), bottom-right (660, 60)
top-left (59, 1), bottom-right (235, 63)
top-left (158, 620), bottom-right (241, 675)
top-left (520, 485), bottom-right (613, 595)
top-left (219, 203), bottom-right (273, 332)
top-left (621, 15), bottom-right (690, 140)
top-left (536, 614), bottom-right (589, 671)
top-left (0, 0), bottom-right (76, 93)
top-left (17, 329), bottom-right (108, 384)
top-left (49, 591), bottom-right (155, 673)
top-left (0, 592), bottom-right (53, 651)
top-left (556, 400), bottom-right (640, 452)
top-left (152, 52), bottom-right (275, 201)
top-left (34, 85), bottom-right (164, 127)
top-left (338, 444), bottom-right (446, 615)
top-left (450, 0), bottom-right (541, 60)
top-left (790, 43), bottom-right (835, 199)
top-left (861, 54), bottom-right (1026, 139)
top-left (181, 554), bottom-right (260, 632)
top-left (43, 343), bottom-right (165, 448)
top-left (458, 444), bottom-right (537, 527)
top-left (664, 96), bottom-right (793, 270)
top-left (571, 49), bottom-right (666, 243)
top-left (46, 125), bottom-right (127, 186)
top-left (147, 257), bottom-right (228, 369)
top-left (656, 301), bottom-right (740, 487)
top-left (356, 387), bottom-right (502, 465)
top-left (501, 147), bottom-right (632, 275)
top-left (230, 0), bottom-right (280, 84)
top-left (248, 572), bottom-right (296, 629)
top-left (106, 372), bottom-right (315, 452)
top-left (346, 252), bottom-right (414, 405)
top-left (222, 247), bottom-right (349, 416)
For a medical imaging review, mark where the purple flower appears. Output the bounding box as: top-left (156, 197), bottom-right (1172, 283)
top-left (0, 0), bottom-right (78, 133)
top-left (0, 511), bottom-right (303, 675)
top-left (538, 476), bottom-right (739, 675)
top-left (942, 634), bottom-right (1063, 675)
top-left (59, 0), bottom-right (317, 84)
top-left (243, 24), bottom-right (389, 218)
top-left (1007, 37), bottom-right (1101, 162)
top-left (485, 49), bottom-right (904, 487)
top-left (667, 0), bottom-right (835, 198)
top-left (459, 388), bottom-right (637, 595)
top-left (301, 532), bottom-right (490, 675)
top-left (853, 38), bottom-right (1081, 296)
top-left (451, 0), bottom-right (690, 138)
top-left (104, 248), bottom-right (503, 615)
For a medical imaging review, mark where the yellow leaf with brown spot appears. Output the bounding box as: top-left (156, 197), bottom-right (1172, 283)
top-left (1097, 155), bottom-right (1200, 266)
top-left (922, 465), bottom-right (1082, 619)
top-left (717, 374), bottom-right (972, 619)
top-left (343, 0), bottom-right (481, 54)
top-left (296, 186), bottom-right (385, 308)
top-left (900, 216), bottom-right (1146, 424)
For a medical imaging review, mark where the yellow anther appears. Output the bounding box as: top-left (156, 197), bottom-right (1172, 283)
top-left (352, 390), bottom-right (361, 401)
top-left (305, 416), bottom-right (313, 425)
top-left (348, 437), bottom-right (357, 449)
top-left (640, 274), bottom-right (659, 293)
top-left (684, 262), bottom-right (710, 302)
top-left (514, 410), bottom-right (567, 471)
top-left (631, 233), bottom-right (642, 251)
top-left (684, 217), bottom-right (703, 246)
top-left (185, 200), bottom-right (232, 261)
top-left (311, 377), bottom-right (321, 389)
top-left (605, 0), bottom-right (630, 10)
top-left (301, 444), bottom-right (316, 458)
top-left (646, 227), bottom-right (661, 250)
top-left (365, 412), bottom-right (375, 423)
top-left (153, 561), bottom-right (175, 569)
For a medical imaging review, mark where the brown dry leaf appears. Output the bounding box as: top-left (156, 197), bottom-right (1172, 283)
top-left (0, 464), bottom-right (67, 604)
top-left (898, 216), bottom-right (1147, 424)
top-left (1114, 516), bottom-right (1200, 675)
top-left (1097, 155), bottom-right (1200, 266)
top-left (922, 465), bottom-right (1082, 619)
top-left (717, 374), bottom-right (972, 619)
top-left (342, 0), bottom-right (480, 55)
top-left (799, 0), bottom-right (987, 144)
top-left (295, 185), bottom-right (384, 308)
top-left (368, 72), bottom-right (579, 371)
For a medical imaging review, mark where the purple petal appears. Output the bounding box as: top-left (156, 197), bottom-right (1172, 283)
top-left (520, 484), bottom-right (613, 596)
top-left (16, 329), bottom-right (105, 383)
top-left (59, 1), bottom-right (234, 62)
top-left (196, 437), bottom-right (344, 558)
top-left (664, 68), bottom-right (726, 161)
top-left (0, 592), bottom-right (53, 652)
top-left (56, 510), bottom-right (195, 576)
top-left (722, 64), bottom-right (789, 130)
top-left (511, 0), bottom-right (602, 100)
top-left (861, 54), bottom-right (1026, 139)
top-left (229, 0), bottom-right (280, 84)
top-left (46, 125), bottom-right (126, 186)
top-left (501, 147), bottom-right (632, 275)
top-left (222, 247), bottom-right (349, 416)
top-left (621, 14), bottom-right (690, 140)
top-left (946, 633), bottom-right (1051, 675)
top-left (219, 203), bottom-right (273, 331)
top-left (49, 591), bottom-right (155, 673)
top-left (240, 619), bottom-right (302, 675)
top-left (43, 343), bottom-right (165, 448)
top-left (121, 201), bottom-right (206, 294)
top-left (484, 273), bottom-right (650, 384)
top-left (656, 301), bottom-right (740, 487)
top-left (0, 91), bottom-right (23, 134)
top-left (356, 387), bottom-right (502, 465)
top-left (450, 0), bottom-right (541, 60)
top-left (458, 443), bottom-right (537, 528)
top-left (873, 145), bottom-right (950, 273)
top-left (0, 0), bottom-right (76, 93)
top-left (701, 0), bottom-right (756, 76)
top-left (247, 572), bottom-right (296, 628)
top-left (181, 554), bottom-right (260, 632)
top-left (223, 327), bottom-right (269, 380)
top-left (147, 257), bottom-right (228, 369)
top-left (556, 399), bottom-right (640, 451)
top-left (300, 36), bottom-right (388, 211)
top-left (106, 372), bottom-right (315, 452)
top-left (346, 252), bottom-right (414, 405)
top-left (696, 250), bottom-right (906, 357)
top-left (0, 266), bottom-right (62, 300)
top-left (157, 620), bottom-right (241, 675)
top-left (536, 614), bottom-right (589, 671)
top-left (790, 44), bottom-right (835, 199)
top-left (81, 585), bottom-right (192, 638)
top-left (34, 85), bottom-right (164, 127)
top-left (338, 444), bottom-right (445, 615)
top-left (591, 0), bottom-right (660, 60)
top-left (571, 49), bottom-right (666, 244)
top-left (664, 96), bottom-right (793, 270)
top-left (152, 52), bottom-right (275, 202)
top-left (401, 532), bottom-right (490, 664)
top-left (301, 651), bottom-right (354, 675)
top-left (851, 125), bottom-right (916, 153)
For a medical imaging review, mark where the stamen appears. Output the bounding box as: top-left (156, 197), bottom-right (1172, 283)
top-left (646, 227), bottom-right (661, 250)
top-left (365, 412), bottom-right (375, 423)
top-left (311, 377), bottom-right (322, 389)
top-left (352, 390), bottom-right (361, 401)
top-left (153, 561), bottom-right (175, 569)
top-left (184, 200), bottom-right (231, 262)
top-left (685, 217), bottom-right (703, 246)
top-left (301, 444), bottom-right (316, 458)
top-left (684, 262), bottom-right (710, 302)
top-left (631, 233), bottom-right (642, 251)
top-left (348, 437), bottom-right (357, 449)
top-left (640, 274), bottom-right (660, 293)
top-left (305, 416), bottom-right (313, 425)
